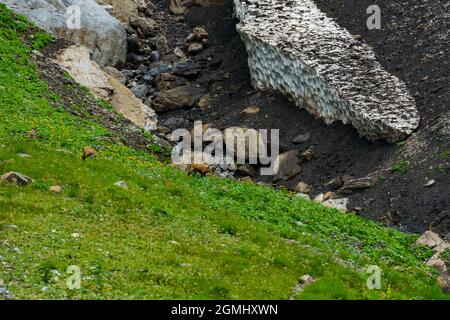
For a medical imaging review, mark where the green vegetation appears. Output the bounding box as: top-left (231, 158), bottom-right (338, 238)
top-left (391, 161), bottom-right (410, 175)
top-left (0, 4), bottom-right (448, 300)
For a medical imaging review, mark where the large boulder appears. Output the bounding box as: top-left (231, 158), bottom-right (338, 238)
top-left (57, 45), bottom-right (157, 131)
top-left (1, 0), bottom-right (127, 67)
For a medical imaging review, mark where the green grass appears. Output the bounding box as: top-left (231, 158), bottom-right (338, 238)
top-left (0, 4), bottom-right (448, 300)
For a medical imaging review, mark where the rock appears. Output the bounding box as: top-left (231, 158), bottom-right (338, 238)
top-left (0, 172), bottom-right (33, 186)
top-left (164, 117), bottom-right (190, 130)
top-left (197, 95), bottom-right (211, 109)
top-left (301, 148), bottom-right (315, 161)
top-left (57, 45), bottom-right (114, 100)
top-left (82, 147), bottom-right (97, 160)
top-left (241, 106), bottom-right (261, 115)
top-left (327, 176), bottom-right (343, 189)
top-left (155, 35), bottom-right (170, 54)
top-left (273, 150), bottom-right (301, 181)
top-left (153, 86), bottom-right (204, 113)
top-left (114, 181), bottom-right (128, 189)
top-left (169, 0), bottom-right (227, 14)
top-left (314, 193), bottom-right (325, 203)
top-left (103, 66), bottom-right (127, 84)
top-left (49, 186), bottom-right (63, 193)
top-left (339, 177), bottom-right (376, 194)
top-left (293, 182), bottom-right (312, 194)
top-left (293, 133), bottom-right (311, 144)
top-left (416, 231), bottom-right (449, 254)
top-left (173, 47), bottom-right (186, 58)
top-left (130, 17), bottom-right (157, 37)
top-left (172, 61), bottom-right (202, 79)
top-left (322, 198), bottom-right (349, 212)
top-left (186, 33), bottom-right (196, 42)
top-left (56, 45), bottom-right (157, 131)
top-left (290, 274), bottom-right (315, 298)
top-left (3, 0), bottom-right (127, 67)
top-left (424, 179), bottom-right (436, 187)
top-left (323, 191), bottom-right (335, 201)
top-left (193, 27), bottom-right (208, 40)
top-left (154, 73), bottom-right (187, 91)
top-left (16, 153), bottom-right (31, 158)
top-left (187, 42), bottom-right (204, 55)
top-left (295, 193), bottom-right (311, 200)
top-left (131, 84), bottom-right (149, 99)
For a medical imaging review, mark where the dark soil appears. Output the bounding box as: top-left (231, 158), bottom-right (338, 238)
top-left (149, 0), bottom-right (449, 236)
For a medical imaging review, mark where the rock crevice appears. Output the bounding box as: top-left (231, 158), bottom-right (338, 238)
top-left (233, 0), bottom-right (420, 142)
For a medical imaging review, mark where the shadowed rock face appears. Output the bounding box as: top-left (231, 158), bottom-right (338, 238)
top-left (233, 0), bottom-right (420, 143)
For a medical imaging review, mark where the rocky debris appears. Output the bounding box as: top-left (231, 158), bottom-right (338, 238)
top-left (0, 172), bottom-right (33, 186)
top-left (236, 164), bottom-right (255, 177)
top-left (155, 73), bottom-right (188, 92)
top-left (130, 17), bottom-right (158, 37)
top-left (241, 106), bottom-right (261, 115)
top-left (186, 27), bottom-right (209, 55)
top-left (416, 231), bottom-right (450, 292)
top-left (103, 66), bottom-right (127, 85)
top-left (1, 0), bottom-right (127, 67)
top-left (273, 150), bottom-right (301, 182)
top-left (114, 181), bottom-right (128, 189)
top-left (49, 185), bottom-right (63, 193)
top-left (197, 95), bottom-right (211, 109)
top-left (234, 0), bottom-right (419, 142)
top-left (424, 179), bottom-right (436, 187)
top-left (416, 231), bottom-right (449, 256)
top-left (292, 133), bottom-right (311, 144)
top-left (187, 42), bottom-right (204, 55)
top-left (82, 147), bottom-right (97, 160)
top-left (339, 177), bottom-right (376, 194)
top-left (56, 45), bottom-right (157, 131)
top-left (290, 274), bottom-right (316, 299)
top-left (301, 149), bottom-right (315, 161)
top-left (153, 85), bottom-right (205, 113)
top-left (322, 198), bottom-right (349, 212)
top-left (293, 182), bottom-right (312, 194)
top-left (326, 174), bottom-right (353, 190)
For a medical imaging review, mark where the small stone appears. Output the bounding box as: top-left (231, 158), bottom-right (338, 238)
top-left (131, 84), bottom-right (149, 99)
top-left (71, 233), bottom-right (81, 239)
top-left (314, 193), bottom-right (324, 203)
top-left (193, 27), bottom-right (208, 40)
top-left (16, 153), bottom-right (31, 158)
top-left (241, 106), bottom-right (261, 114)
top-left (49, 185), bottom-right (63, 193)
top-left (114, 181), bottom-right (128, 189)
top-left (197, 95), bottom-right (211, 109)
top-left (187, 42), bottom-right (204, 55)
top-left (292, 133), bottom-right (311, 144)
top-left (301, 148), bottom-right (315, 161)
top-left (173, 47), bottom-right (185, 58)
top-left (416, 231), bottom-right (448, 253)
top-left (323, 191), bottom-right (335, 201)
top-left (424, 179), bottom-right (436, 187)
top-left (293, 181), bottom-right (312, 194)
top-left (0, 172), bottom-right (33, 186)
top-left (322, 198), bottom-right (349, 212)
top-left (300, 275), bottom-right (315, 284)
top-left (186, 33), bottom-right (196, 42)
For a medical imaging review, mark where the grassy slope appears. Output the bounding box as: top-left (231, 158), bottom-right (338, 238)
top-left (0, 5), bottom-right (447, 299)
